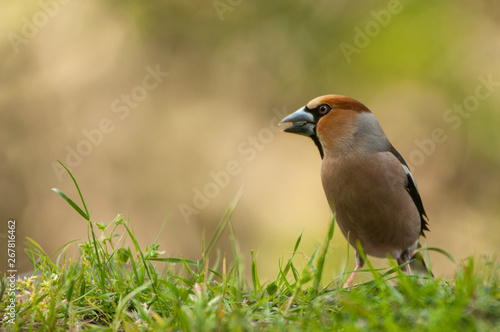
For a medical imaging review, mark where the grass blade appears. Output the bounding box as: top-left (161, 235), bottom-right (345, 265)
top-left (51, 160), bottom-right (90, 221)
top-left (51, 188), bottom-right (89, 221)
top-left (201, 187), bottom-right (242, 265)
top-left (311, 216), bottom-right (335, 294)
top-left (251, 250), bottom-right (262, 297)
top-left (111, 281), bottom-right (152, 332)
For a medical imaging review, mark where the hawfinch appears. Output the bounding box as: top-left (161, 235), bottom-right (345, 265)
top-left (280, 95), bottom-right (430, 288)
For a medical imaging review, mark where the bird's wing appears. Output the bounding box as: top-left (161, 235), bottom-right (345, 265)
top-left (389, 146), bottom-right (430, 236)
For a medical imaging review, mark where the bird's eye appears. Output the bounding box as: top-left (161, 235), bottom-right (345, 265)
top-left (318, 104), bottom-right (330, 115)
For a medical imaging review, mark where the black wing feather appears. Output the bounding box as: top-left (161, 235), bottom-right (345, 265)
top-left (389, 146), bottom-right (430, 236)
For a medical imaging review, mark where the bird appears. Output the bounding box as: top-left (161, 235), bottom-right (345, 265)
top-left (280, 94), bottom-right (431, 288)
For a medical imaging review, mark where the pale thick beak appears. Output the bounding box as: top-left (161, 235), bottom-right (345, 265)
top-left (280, 106), bottom-right (316, 136)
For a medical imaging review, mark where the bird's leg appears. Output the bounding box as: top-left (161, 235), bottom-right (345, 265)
top-left (343, 251), bottom-right (364, 289)
top-left (405, 262), bottom-right (412, 275)
top-left (398, 250), bottom-right (412, 275)
top-left (343, 264), bottom-right (363, 288)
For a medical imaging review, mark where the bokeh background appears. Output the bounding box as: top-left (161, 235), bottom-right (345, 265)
top-left (1, 0), bottom-right (499, 281)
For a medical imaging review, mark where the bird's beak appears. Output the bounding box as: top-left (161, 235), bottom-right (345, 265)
top-left (280, 106), bottom-right (316, 136)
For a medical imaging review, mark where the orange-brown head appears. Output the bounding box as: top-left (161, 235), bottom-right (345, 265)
top-left (281, 95), bottom-right (389, 158)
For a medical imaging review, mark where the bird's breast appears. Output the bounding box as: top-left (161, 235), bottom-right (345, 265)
top-left (321, 152), bottom-right (421, 257)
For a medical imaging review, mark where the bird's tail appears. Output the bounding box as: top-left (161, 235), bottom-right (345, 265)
top-left (410, 245), bottom-right (433, 277)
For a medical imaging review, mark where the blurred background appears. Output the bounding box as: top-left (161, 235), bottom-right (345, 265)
top-left (1, 0), bottom-right (499, 282)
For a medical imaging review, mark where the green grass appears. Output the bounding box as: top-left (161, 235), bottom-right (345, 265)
top-left (1, 164), bottom-right (499, 331)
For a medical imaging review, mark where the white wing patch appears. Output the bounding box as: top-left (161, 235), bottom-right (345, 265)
top-left (402, 164), bottom-right (420, 193)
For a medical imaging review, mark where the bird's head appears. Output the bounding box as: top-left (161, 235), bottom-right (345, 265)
top-left (280, 95), bottom-right (387, 158)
